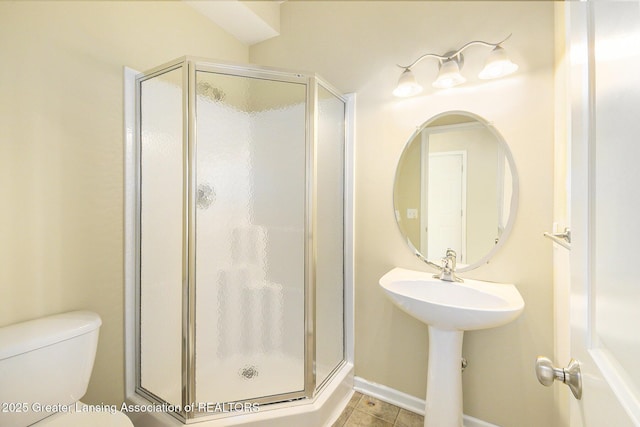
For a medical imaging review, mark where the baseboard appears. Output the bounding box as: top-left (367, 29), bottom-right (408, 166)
top-left (353, 377), bottom-right (500, 427)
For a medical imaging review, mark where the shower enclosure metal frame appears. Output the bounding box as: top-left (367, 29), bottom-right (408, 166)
top-left (131, 56), bottom-right (349, 423)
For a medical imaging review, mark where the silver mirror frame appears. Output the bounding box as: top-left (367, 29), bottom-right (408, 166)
top-left (393, 110), bottom-right (519, 273)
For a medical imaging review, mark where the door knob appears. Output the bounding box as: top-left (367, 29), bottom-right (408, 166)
top-left (535, 356), bottom-right (582, 400)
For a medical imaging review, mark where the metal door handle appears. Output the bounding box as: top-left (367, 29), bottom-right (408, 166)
top-left (535, 356), bottom-right (582, 400)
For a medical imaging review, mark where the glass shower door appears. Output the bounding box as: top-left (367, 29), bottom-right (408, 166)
top-left (193, 69), bottom-right (307, 404)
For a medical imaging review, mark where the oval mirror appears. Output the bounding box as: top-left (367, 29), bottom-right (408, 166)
top-left (393, 111), bottom-right (518, 272)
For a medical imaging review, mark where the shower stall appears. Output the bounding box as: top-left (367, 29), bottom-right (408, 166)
top-left (125, 57), bottom-right (353, 425)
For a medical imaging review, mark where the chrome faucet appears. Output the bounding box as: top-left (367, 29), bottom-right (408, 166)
top-left (433, 248), bottom-right (463, 282)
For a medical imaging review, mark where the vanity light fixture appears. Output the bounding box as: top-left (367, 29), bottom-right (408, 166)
top-left (393, 34), bottom-right (518, 97)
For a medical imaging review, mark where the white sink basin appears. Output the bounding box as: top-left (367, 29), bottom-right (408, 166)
top-left (379, 267), bottom-right (524, 331)
top-left (379, 268), bottom-right (525, 426)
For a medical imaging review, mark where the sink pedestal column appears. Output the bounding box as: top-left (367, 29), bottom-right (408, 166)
top-left (425, 326), bottom-right (464, 427)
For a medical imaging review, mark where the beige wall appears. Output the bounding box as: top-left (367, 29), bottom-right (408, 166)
top-left (0, 1), bottom-right (247, 405)
top-left (251, 2), bottom-right (556, 426)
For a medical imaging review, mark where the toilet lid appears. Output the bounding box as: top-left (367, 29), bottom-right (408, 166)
top-left (36, 409), bottom-right (133, 427)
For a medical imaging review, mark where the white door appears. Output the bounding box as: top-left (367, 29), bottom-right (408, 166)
top-left (424, 151), bottom-right (466, 262)
top-left (566, 2), bottom-right (640, 425)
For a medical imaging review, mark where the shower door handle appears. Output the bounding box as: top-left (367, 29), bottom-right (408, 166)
top-left (535, 356), bottom-right (582, 400)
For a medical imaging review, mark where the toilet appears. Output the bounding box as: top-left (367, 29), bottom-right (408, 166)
top-left (0, 311), bottom-right (133, 427)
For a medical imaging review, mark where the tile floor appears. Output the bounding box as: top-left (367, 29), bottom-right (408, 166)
top-left (332, 392), bottom-right (424, 427)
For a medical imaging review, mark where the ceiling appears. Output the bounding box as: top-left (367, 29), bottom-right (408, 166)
top-left (184, 0), bottom-right (284, 46)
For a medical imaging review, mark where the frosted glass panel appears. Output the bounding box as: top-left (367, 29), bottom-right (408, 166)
top-left (315, 85), bottom-right (345, 386)
top-left (139, 67), bottom-right (183, 406)
top-left (194, 71), bottom-right (306, 403)
top-left (594, 1), bottom-right (640, 396)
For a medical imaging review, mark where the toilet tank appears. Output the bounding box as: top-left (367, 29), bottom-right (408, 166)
top-left (0, 311), bottom-right (102, 427)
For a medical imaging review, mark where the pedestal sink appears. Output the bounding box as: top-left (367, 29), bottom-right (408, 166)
top-left (379, 268), bottom-right (524, 427)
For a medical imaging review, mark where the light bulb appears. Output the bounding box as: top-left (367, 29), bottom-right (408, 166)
top-left (432, 59), bottom-right (466, 89)
top-left (479, 46), bottom-right (518, 80)
top-left (393, 69), bottom-right (423, 97)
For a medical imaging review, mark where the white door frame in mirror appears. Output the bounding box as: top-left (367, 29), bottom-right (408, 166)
top-left (420, 149), bottom-right (468, 263)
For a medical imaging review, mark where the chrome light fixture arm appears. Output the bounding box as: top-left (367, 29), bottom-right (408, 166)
top-left (447, 33), bottom-right (512, 61)
top-left (397, 34), bottom-right (512, 72)
top-left (397, 53), bottom-right (450, 71)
